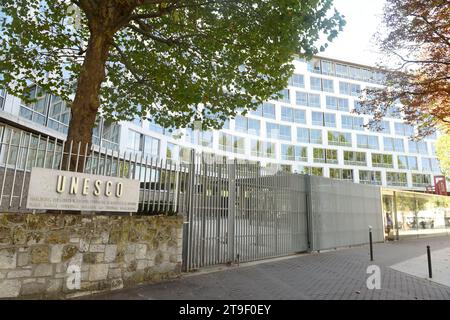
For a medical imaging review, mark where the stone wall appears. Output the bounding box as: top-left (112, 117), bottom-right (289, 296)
top-left (0, 213), bottom-right (183, 299)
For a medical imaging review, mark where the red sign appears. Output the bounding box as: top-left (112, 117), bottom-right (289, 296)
top-left (434, 176), bottom-right (447, 196)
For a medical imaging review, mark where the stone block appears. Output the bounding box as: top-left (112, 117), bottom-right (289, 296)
top-left (0, 280), bottom-right (21, 298)
top-left (21, 282), bottom-right (46, 296)
top-left (34, 264), bottom-right (54, 277)
top-left (17, 252), bottom-right (30, 267)
top-left (0, 248), bottom-right (17, 269)
top-left (26, 232), bottom-right (44, 245)
top-left (55, 262), bottom-right (69, 274)
top-left (125, 244), bottom-right (136, 255)
top-left (108, 268), bottom-right (122, 279)
top-left (89, 264), bottom-right (109, 281)
top-left (30, 246), bottom-right (49, 264)
top-left (104, 245), bottom-right (117, 263)
top-left (62, 245), bottom-right (79, 261)
top-left (89, 244), bottom-right (105, 253)
top-left (135, 244), bottom-right (147, 259)
top-left (137, 260), bottom-right (149, 270)
top-left (46, 279), bottom-right (63, 293)
top-left (46, 231), bottom-right (69, 244)
top-left (7, 269), bottom-right (32, 278)
top-left (50, 244), bottom-right (64, 263)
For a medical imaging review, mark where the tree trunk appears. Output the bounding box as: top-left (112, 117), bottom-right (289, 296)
top-left (65, 30), bottom-right (114, 172)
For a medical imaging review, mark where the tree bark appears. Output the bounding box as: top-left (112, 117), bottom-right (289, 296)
top-left (65, 29), bottom-right (114, 172)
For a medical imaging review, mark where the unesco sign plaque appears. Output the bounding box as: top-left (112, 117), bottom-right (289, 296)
top-left (26, 168), bottom-right (140, 212)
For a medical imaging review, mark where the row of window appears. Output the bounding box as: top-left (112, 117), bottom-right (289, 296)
top-left (282, 163), bottom-right (431, 187)
top-left (214, 132), bottom-right (440, 171)
top-left (306, 58), bottom-right (386, 84)
top-left (223, 119), bottom-right (434, 154)
top-left (246, 102), bottom-right (424, 139)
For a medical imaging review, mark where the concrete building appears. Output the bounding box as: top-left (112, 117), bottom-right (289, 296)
top-left (0, 56), bottom-right (445, 191)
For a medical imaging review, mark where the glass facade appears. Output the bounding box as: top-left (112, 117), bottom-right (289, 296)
top-left (382, 189), bottom-right (450, 240)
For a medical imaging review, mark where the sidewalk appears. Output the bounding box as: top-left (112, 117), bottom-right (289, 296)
top-left (83, 236), bottom-right (450, 300)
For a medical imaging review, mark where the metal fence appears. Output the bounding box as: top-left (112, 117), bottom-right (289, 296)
top-left (0, 126), bottom-right (189, 214)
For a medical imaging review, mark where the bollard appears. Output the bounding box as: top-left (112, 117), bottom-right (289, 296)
top-left (369, 225), bottom-right (373, 261)
top-left (427, 245), bottom-right (432, 278)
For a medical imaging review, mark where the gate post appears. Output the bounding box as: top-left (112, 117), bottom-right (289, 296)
top-left (181, 149), bottom-right (196, 272)
top-left (227, 159), bottom-right (236, 263)
top-left (305, 174), bottom-right (315, 252)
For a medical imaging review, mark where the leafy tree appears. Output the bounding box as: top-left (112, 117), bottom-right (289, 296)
top-left (435, 132), bottom-right (450, 179)
top-left (356, 0), bottom-right (449, 138)
top-left (0, 0), bottom-right (344, 166)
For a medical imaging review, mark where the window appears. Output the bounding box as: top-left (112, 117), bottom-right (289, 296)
top-left (386, 172), bottom-right (408, 186)
top-left (295, 91), bottom-right (321, 108)
top-left (293, 165), bottom-right (323, 176)
top-left (307, 58), bottom-right (321, 73)
top-left (186, 128), bottom-right (213, 147)
top-left (321, 60), bottom-right (335, 76)
top-left (421, 158), bottom-right (441, 172)
top-left (397, 156), bottom-right (418, 170)
top-left (251, 102), bottom-right (276, 119)
top-left (359, 170), bottom-right (381, 185)
top-left (341, 115), bottom-right (364, 131)
top-left (310, 77), bottom-right (322, 91)
top-left (313, 148), bottom-right (338, 164)
top-left (310, 77), bottom-right (333, 92)
top-left (281, 107), bottom-right (306, 124)
top-left (312, 112), bottom-right (336, 127)
top-left (344, 151), bottom-right (366, 166)
top-left (277, 89), bottom-right (290, 103)
top-left (251, 140), bottom-right (276, 158)
top-left (101, 121), bottom-right (121, 151)
top-left (330, 168), bottom-right (354, 181)
top-left (412, 174), bottom-right (431, 187)
top-left (0, 88), bottom-right (6, 110)
top-left (266, 123), bottom-right (291, 141)
top-left (394, 123), bottom-right (415, 136)
top-left (339, 81), bottom-right (361, 97)
top-left (408, 140), bottom-right (428, 154)
top-left (288, 74), bottom-right (305, 88)
top-left (19, 86), bottom-right (48, 126)
top-left (219, 133), bottom-right (246, 154)
top-left (383, 137), bottom-right (404, 152)
top-left (372, 153), bottom-right (393, 168)
top-left (234, 116), bottom-right (260, 136)
top-left (322, 79), bottom-right (334, 93)
top-left (335, 64), bottom-right (348, 77)
top-left (297, 128), bottom-right (322, 144)
top-left (47, 95), bottom-right (71, 134)
top-left (281, 144), bottom-right (307, 161)
top-left (166, 143), bottom-right (178, 160)
top-left (326, 96), bottom-right (349, 111)
top-left (328, 131), bottom-right (352, 147)
top-left (127, 130), bottom-right (158, 156)
top-left (380, 121), bottom-right (391, 134)
top-left (308, 94), bottom-right (321, 108)
top-left (357, 134), bottom-right (379, 149)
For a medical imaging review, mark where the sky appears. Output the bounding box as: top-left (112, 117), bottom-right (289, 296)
top-left (319, 0), bottom-right (387, 67)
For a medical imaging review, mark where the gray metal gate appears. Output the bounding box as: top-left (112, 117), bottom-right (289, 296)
top-left (183, 158), bottom-right (309, 271)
